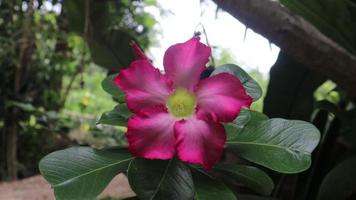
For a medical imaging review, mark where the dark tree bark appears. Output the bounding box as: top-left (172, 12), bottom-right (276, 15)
top-left (4, 110), bottom-right (18, 180)
top-left (212, 0), bottom-right (356, 99)
top-left (264, 52), bottom-right (325, 120)
top-left (3, 0), bottom-right (35, 181)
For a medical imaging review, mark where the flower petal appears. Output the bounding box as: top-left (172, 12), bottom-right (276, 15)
top-left (113, 60), bottom-right (173, 113)
top-left (175, 116), bottom-right (226, 170)
top-left (163, 37), bottom-right (211, 90)
top-left (196, 73), bottom-right (253, 122)
top-left (130, 41), bottom-right (149, 60)
top-left (126, 105), bottom-right (176, 160)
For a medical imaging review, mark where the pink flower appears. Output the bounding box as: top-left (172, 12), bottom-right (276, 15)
top-left (114, 37), bottom-right (252, 169)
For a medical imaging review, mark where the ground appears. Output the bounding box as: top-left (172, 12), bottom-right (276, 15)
top-left (0, 173), bottom-right (135, 200)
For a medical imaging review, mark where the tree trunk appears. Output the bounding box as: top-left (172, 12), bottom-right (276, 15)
top-left (4, 109), bottom-right (18, 180)
top-left (212, 0), bottom-right (356, 99)
top-left (0, 120), bottom-right (5, 180)
top-left (2, 0), bottom-right (35, 181)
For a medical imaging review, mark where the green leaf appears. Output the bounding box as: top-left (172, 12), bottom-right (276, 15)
top-left (101, 73), bottom-right (126, 102)
top-left (214, 164), bottom-right (274, 195)
top-left (211, 64), bottom-right (262, 101)
top-left (192, 168), bottom-right (236, 200)
top-left (63, 0), bottom-right (136, 70)
top-left (225, 108), bottom-right (268, 141)
top-left (62, 0), bottom-right (111, 34)
top-left (226, 119), bottom-right (320, 173)
top-left (5, 100), bottom-right (36, 112)
top-left (233, 108), bottom-right (268, 128)
top-left (88, 30), bottom-right (136, 70)
top-left (97, 104), bottom-right (132, 126)
top-left (128, 158), bottom-right (194, 200)
top-left (317, 156), bottom-right (356, 200)
top-left (62, 0), bottom-right (86, 33)
top-left (39, 147), bottom-right (133, 200)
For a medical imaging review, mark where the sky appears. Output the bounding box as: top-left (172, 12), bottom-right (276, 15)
top-left (145, 0), bottom-right (280, 75)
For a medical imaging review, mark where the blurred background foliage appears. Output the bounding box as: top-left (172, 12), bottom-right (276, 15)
top-left (0, 0), bottom-right (158, 180)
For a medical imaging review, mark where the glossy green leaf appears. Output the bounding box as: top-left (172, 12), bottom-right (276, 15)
top-left (192, 168), bottom-right (236, 200)
top-left (101, 73), bottom-right (126, 102)
top-left (226, 119), bottom-right (320, 173)
top-left (39, 147), bottom-right (133, 200)
top-left (97, 104), bottom-right (132, 126)
top-left (233, 108), bottom-right (268, 128)
top-left (128, 158), bottom-right (194, 200)
top-left (214, 164), bottom-right (274, 195)
top-left (211, 64), bottom-right (262, 101)
top-left (317, 156), bottom-right (356, 200)
top-left (225, 108), bottom-right (268, 141)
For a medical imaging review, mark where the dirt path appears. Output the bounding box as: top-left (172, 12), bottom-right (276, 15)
top-left (0, 174), bottom-right (135, 200)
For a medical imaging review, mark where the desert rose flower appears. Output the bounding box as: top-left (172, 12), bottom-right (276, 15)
top-left (114, 37), bottom-right (252, 169)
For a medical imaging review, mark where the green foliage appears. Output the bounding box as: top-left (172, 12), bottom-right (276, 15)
top-left (87, 30), bottom-right (136, 71)
top-left (214, 164), bottom-right (274, 195)
top-left (97, 104), bottom-right (132, 127)
top-left (63, 63), bottom-right (114, 114)
top-left (314, 80), bottom-right (340, 104)
top-left (192, 168), bottom-right (237, 200)
top-left (226, 118), bottom-right (320, 173)
top-left (317, 156), bottom-right (356, 200)
top-left (38, 64), bottom-right (322, 200)
top-left (292, 93), bottom-right (356, 199)
top-left (62, 0), bottom-right (156, 71)
top-left (248, 69), bottom-right (268, 112)
top-left (128, 158), bottom-right (194, 200)
top-left (0, 0), bottom-right (79, 179)
top-left (101, 73), bottom-right (126, 103)
top-left (39, 147), bottom-right (133, 200)
top-left (0, 0), bottom-right (157, 179)
top-left (211, 64), bottom-right (263, 101)
top-left (225, 108), bottom-right (268, 140)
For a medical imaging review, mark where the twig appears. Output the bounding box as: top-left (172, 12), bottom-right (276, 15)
top-left (60, 0), bottom-right (91, 106)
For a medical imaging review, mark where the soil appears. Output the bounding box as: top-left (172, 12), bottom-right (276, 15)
top-left (0, 173), bottom-right (135, 200)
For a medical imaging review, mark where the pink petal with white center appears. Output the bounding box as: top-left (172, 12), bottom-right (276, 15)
top-left (196, 73), bottom-right (253, 123)
top-left (174, 116), bottom-right (226, 170)
top-left (163, 37), bottom-right (211, 90)
top-left (126, 105), bottom-right (177, 160)
top-left (113, 60), bottom-right (173, 113)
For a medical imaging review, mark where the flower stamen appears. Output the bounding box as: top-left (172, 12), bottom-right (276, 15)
top-left (167, 88), bottom-right (196, 118)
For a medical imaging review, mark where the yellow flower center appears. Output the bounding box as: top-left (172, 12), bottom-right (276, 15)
top-left (167, 88), bottom-right (197, 118)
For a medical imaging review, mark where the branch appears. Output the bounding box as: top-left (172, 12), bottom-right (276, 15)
top-left (212, 0), bottom-right (356, 99)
